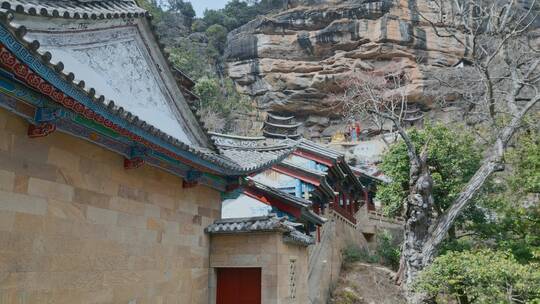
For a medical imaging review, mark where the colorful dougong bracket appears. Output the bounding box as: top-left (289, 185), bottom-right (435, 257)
top-left (124, 146), bottom-right (147, 170)
top-left (182, 169), bottom-right (202, 188)
top-left (28, 122), bottom-right (56, 138)
top-left (27, 107), bottom-right (68, 138)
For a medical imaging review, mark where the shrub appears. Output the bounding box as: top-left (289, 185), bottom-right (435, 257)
top-left (375, 230), bottom-right (401, 271)
top-left (191, 19), bottom-right (208, 32)
top-left (205, 24), bottom-right (228, 55)
top-left (342, 244), bottom-right (378, 271)
top-left (414, 250), bottom-right (540, 303)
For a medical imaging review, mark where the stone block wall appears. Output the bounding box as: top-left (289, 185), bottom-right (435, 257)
top-left (307, 209), bottom-right (369, 304)
top-left (0, 108), bottom-right (221, 303)
top-left (209, 233), bottom-right (309, 304)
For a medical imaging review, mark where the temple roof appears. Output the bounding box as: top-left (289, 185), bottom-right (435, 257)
top-left (267, 113), bottom-right (294, 121)
top-left (210, 132), bottom-right (299, 171)
top-left (0, 6), bottom-right (300, 177)
top-left (205, 215), bottom-right (315, 246)
top-left (263, 121), bottom-right (303, 129)
top-left (297, 139), bottom-right (345, 161)
top-left (246, 179), bottom-right (326, 226)
top-left (0, 0), bottom-right (213, 147)
top-left (351, 165), bottom-right (391, 184)
top-left (263, 112), bottom-right (302, 139)
top-left (0, 0), bottom-right (147, 19)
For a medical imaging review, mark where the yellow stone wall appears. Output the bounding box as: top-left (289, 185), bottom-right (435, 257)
top-left (0, 108), bottom-right (222, 303)
top-left (209, 233), bottom-right (309, 304)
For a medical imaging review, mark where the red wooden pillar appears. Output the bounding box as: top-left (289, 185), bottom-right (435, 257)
top-left (314, 204), bottom-right (320, 215)
top-left (347, 193), bottom-right (353, 215)
top-left (365, 189), bottom-right (375, 211)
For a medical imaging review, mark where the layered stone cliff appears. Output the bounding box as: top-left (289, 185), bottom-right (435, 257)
top-left (225, 0), bottom-right (468, 119)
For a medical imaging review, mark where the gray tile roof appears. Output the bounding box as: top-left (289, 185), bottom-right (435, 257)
top-left (284, 230), bottom-right (315, 246)
top-left (206, 215), bottom-right (314, 246)
top-left (298, 139), bottom-right (344, 160)
top-left (1, 0), bottom-right (147, 19)
top-left (243, 179), bottom-right (327, 226)
top-left (210, 132), bottom-right (299, 173)
top-left (0, 9), bottom-right (290, 175)
top-left (206, 215), bottom-right (288, 233)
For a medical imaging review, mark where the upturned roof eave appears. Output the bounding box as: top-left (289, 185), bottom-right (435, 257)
top-left (0, 1), bottom-right (218, 150)
top-left (0, 11), bottom-right (280, 177)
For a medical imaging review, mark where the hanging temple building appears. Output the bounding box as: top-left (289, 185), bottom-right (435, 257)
top-left (0, 1), bottom-right (402, 303)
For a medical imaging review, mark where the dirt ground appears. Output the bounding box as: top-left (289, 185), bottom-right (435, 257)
top-left (328, 262), bottom-right (407, 304)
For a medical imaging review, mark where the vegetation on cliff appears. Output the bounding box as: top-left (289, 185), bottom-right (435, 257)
top-left (137, 0), bottom-right (284, 132)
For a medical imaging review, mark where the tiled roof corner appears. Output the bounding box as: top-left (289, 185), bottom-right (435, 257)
top-left (210, 132), bottom-right (299, 172)
top-left (206, 215), bottom-right (314, 246)
top-left (283, 230), bottom-right (315, 246)
top-left (205, 215), bottom-right (289, 234)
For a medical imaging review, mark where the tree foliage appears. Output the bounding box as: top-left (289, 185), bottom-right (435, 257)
top-left (414, 250), bottom-right (540, 304)
top-left (194, 77), bottom-right (251, 117)
top-left (202, 0), bottom-right (284, 31)
top-left (467, 130), bottom-right (540, 264)
top-left (205, 24), bottom-right (228, 55)
top-left (377, 124), bottom-right (482, 217)
top-left (167, 0), bottom-right (195, 26)
top-left (168, 44), bottom-right (211, 80)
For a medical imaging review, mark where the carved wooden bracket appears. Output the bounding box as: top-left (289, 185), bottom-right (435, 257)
top-left (182, 170), bottom-right (202, 188)
top-left (124, 146), bottom-right (147, 170)
top-left (124, 157), bottom-right (144, 170)
top-left (27, 122), bottom-right (56, 138)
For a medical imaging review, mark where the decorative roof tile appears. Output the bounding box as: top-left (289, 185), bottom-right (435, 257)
top-left (297, 139), bottom-right (344, 160)
top-left (0, 0), bottom-right (147, 19)
top-left (206, 215), bottom-right (288, 233)
top-left (205, 215), bottom-right (314, 246)
top-left (210, 132), bottom-right (299, 173)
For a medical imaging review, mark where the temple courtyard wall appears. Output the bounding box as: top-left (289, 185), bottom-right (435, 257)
top-left (306, 210), bottom-right (368, 304)
top-left (0, 108), bottom-right (221, 304)
top-left (209, 232), bottom-right (309, 304)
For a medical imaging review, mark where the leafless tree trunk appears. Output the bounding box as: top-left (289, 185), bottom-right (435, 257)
top-left (338, 1), bottom-right (539, 302)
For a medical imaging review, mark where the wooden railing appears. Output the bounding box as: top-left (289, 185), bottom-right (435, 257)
top-left (330, 203), bottom-right (357, 225)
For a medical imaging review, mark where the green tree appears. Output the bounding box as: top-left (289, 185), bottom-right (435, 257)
top-left (414, 250), bottom-right (540, 304)
top-left (469, 130), bottom-right (540, 263)
top-left (168, 44), bottom-right (211, 80)
top-left (377, 124), bottom-right (483, 217)
top-left (202, 9), bottom-right (226, 28)
top-left (223, 0), bottom-right (257, 28)
top-left (191, 19), bottom-right (208, 32)
top-left (194, 76), bottom-right (250, 116)
top-left (205, 24), bottom-right (228, 55)
top-left (168, 0), bottom-right (195, 26)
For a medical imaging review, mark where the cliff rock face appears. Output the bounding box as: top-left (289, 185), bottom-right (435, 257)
top-left (225, 0), bottom-right (467, 117)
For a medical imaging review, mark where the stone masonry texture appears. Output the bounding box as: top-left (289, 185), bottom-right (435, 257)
top-left (0, 108), bottom-right (221, 304)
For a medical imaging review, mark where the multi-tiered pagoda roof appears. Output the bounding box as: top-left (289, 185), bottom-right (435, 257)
top-left (262, 113), bottom-right (302, 139)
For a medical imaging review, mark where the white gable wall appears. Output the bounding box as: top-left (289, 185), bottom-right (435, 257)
top-left (17, 15), bottom-right (211, 148)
